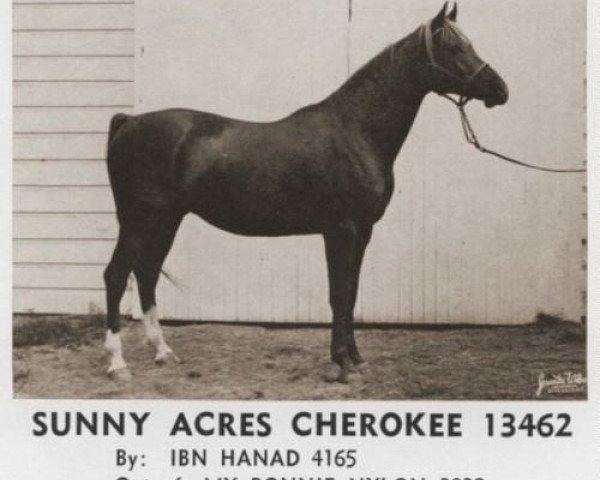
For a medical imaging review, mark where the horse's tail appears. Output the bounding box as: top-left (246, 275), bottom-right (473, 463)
top-left (160, 269), bottom-right (184, 291)
top-left (106, 113), bottom-right (131, 224)
top-left (108, 112), bottom-right (129, 146)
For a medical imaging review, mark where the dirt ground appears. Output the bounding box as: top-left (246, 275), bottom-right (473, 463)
top-left (13, 315), bottom-right (586, 400)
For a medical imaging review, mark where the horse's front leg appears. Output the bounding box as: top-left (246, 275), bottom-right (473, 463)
top-left (347, 225), bottom-right (372, 365)
top-left (324, 221), bottom-right (372, 383)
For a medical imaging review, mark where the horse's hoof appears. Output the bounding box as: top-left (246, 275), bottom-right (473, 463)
top-left (322, 364), bottom-right (351, 384)
top-left (323, 364), bottom-right (340, 383)
top-left (155, 350), bottom-right (181, 365)
top-left (346, 360), bottom-right (362, 373)
top-left (351, 353), bottom-right (365, 365)
top-left (107, 367), bottom-right (132, 382)
top-left (337, 368), bottom-right (349, 384)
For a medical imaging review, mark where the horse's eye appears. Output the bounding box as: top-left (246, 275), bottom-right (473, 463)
top-left (449, 44), bottom-right (463, 55)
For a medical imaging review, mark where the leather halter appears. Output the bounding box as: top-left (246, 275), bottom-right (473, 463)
top-left (420, 19), bottom-right (488, 87)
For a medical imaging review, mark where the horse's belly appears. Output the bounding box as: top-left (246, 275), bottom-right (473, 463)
top-left (189, 200), bottom-right (326, 236)
top-left (186, 176), bottom-right (334, 236)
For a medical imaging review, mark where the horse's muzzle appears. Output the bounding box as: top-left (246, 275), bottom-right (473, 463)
top-left (483, 74), bottom-right (509, 108)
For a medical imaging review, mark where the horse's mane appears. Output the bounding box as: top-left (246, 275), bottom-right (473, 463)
top-left (327, 28), bottom-right (421, 105)
top-left (325, 26), bottom-right (421, 115)
top-left (333, 18), bottom-right (472, 98)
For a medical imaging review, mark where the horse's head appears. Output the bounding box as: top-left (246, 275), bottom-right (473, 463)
top-left (422, 2), bottom-right (509, 108)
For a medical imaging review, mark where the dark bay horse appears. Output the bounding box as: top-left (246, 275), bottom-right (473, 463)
top-left (104, 3), bottom-right (508, 382)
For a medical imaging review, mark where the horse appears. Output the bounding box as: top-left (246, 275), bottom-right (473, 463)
top-left (103, 2), bottom-right (509, 382)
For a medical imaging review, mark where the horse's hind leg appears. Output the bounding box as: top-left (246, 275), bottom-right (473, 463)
top-left (133, 213), bottom-right (183, 364)
top-left (103, 229), bottom-right (143, 380)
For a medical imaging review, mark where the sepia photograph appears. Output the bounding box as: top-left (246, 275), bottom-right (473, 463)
top-left (12, 0), bottom-right (587, 400)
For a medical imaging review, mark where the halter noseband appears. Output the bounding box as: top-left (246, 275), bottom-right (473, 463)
top-left (420, 19), bottom-right (488, 90)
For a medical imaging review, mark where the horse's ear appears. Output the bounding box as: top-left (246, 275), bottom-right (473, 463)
top-left (447, 2), bottom-right (458, 21)
top-left (432, 2), bottom-right (448, 31)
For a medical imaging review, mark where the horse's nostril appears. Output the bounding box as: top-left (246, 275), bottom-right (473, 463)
top-left (496, 84), bottom-right (509, 104)
top-left (501, 82), bottom-right (509, 97)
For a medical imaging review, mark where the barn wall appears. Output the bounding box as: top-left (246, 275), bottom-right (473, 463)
top-left (13, 0), bottom-right (586, 325)
top-left (134, 0), bottom-right (586, 324)
top-left (12, 0), bottom-right (135, 314)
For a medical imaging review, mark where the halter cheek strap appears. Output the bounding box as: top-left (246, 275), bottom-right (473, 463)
top-left (420, 20), bottom-right (488, 87)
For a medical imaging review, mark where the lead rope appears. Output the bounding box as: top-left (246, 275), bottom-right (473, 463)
top-left (440, 94), bottom-right (587, 173)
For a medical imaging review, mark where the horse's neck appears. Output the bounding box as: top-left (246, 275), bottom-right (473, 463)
top-left (326, 30), bottom-right (428, 165)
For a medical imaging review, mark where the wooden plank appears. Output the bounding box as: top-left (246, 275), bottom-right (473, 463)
top-left (14, 83), bottom-right (133, 106)
top-left (14, 185), bottom-right (114, 212)
top-left (14, 159), bottom-right (110, 186)
top-left (14, 239), bottom-right (115, 264)
top-left (14, 57), bottom-right (133, 81)
top-left (14, 106), bottom-right (131, 133)
top-left (14, 0), bottom-right (133, 4)
top-left (14, 31), bottom-right (133, 56)
top-left (14, 213), bottom-right (118, 239)
top-left (14, 289), bottom-right (106, 315)
top-left (13, 4), bottom-right (134, 30)
top-left (14, 264), bottom-right (106, 289)
top-left (14, 133), bottom-right (107, 159)
top-left (13, 288), bottom-right (133, 316)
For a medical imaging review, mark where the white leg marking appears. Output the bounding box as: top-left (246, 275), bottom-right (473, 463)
top-left (105, 330), bottom-right (127, 373)
top-left (142, 306), bottom-right (179, 363)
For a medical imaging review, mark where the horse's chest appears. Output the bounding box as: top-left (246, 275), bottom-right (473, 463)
top-left (351, 172), bottom-right (393, 221)
top-left (341, 149), bottom-right (394, 222)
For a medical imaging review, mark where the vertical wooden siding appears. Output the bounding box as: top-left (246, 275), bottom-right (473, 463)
top-left (12, 0), bottom-right (135, 314)
top-left (135, 0), bottom-right (586, 324)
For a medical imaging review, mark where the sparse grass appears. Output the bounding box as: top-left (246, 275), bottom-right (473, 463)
top-left (531, 312), bottom-right (586, 345)
top-left (558, 326), bottom-right (586, 344)
top-left (534, 312), bottom-right (567, 327)
top-left (13, 315), bottom-right (105, 348)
